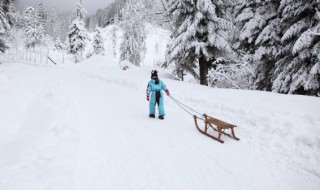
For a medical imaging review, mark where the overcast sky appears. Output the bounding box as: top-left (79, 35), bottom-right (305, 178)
top-left (15, 0), bottom-right (113, 15)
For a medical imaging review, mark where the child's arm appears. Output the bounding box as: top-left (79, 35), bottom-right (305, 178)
top-left (161, 81), bottom-right (170, 96)
top-left (146, 82), bottom-right (151, 101)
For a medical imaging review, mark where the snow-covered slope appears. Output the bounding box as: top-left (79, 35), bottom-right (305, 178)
top-left (0, 55), bottom-right (319, 190)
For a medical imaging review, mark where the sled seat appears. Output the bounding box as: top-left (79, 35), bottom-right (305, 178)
top-left (194, 114), bottom-right (240, 143)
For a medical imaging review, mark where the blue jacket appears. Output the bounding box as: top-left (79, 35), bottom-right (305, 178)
top-left (147, 79), bottom-right (167, 116)
top-left (147, 79), bottom-right (167, 102)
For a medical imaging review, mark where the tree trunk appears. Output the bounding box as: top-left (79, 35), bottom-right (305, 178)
top-left (181, 69), bottom-right (184, 81)
top-left (199, 56), bottom-right (209, 85)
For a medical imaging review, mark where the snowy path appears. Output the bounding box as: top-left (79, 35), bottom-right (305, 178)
top-left (0, 60), bottom-right (320, 190)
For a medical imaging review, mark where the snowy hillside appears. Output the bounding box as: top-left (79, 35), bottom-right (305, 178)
top-left (0, 54), bottom-right (319, 189)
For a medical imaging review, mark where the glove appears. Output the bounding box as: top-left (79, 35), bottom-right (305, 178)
top-left (165, 89), bottom-right (170, 96)
top-left (146, 94), bottom-right (150, 101)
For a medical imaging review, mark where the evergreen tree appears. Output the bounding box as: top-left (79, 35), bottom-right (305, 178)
top-left (166, 0), bottom-right (234, 85)
top-left (23, 6), bottom-right (45, 48)
top-left (234, 0), bottom-right (281, 90)
top-left (315, 8), bottom-right (320, 36)
top-left (0, 7), bottom-right (10, 52)
top-left (0, 0), bottom-right (16, 53)
top-left (273, 0), bottom-right (320, 95)
top-left (37, 1), bottom-right (47, 27)
top-left (93, 27), bottom-right (105, 55)
top-left (112, 24), bottom-right (118, 58)
top-left (2, 0), bottom-right (16, 26)
top-left (67, 19), bottom-right (89, 62)
top-left (74, 0), bottom-right (87, 20)
top-left (119, 0), bottom-right (146, 66)
top-left (54, 38), bottom-right (67, 51)
top-left (67, 0), bottom-right (89, 62)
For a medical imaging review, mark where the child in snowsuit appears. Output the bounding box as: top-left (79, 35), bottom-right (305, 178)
top-left (146, 70), bottom-right (170, 120)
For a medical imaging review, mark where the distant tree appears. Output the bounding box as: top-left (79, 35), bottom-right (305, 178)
top-left (93, 27), bottom-right (105, 55)
top-left (119, 0), bottom-right (146, 66)
top-left (91, 0), bottom-right (127, 27)
top-left (112, 25), bottom-right (118, 58)
top-left (54, 39), bottom-right (66, 51)
top-left (23, 6), bottom-right (45, 49)
top-left (67, 0), bottom-right (89, 62)
top-left (37, 1), bottom-right (47, 27)
top-left (73, 0), bottom-right (87, 20)
top-left (67, 19), bottom-right (89, 62)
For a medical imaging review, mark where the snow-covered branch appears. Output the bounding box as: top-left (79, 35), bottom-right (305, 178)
top-left (207, 57), bottom-right (255, 89)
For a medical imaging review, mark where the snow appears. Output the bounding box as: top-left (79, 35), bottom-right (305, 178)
top-left (0, 52), bottom-right (320, 189)
top-left (0, 21), bottom-right (320, 190)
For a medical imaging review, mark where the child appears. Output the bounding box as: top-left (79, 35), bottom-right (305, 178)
top-left (146, 70), bottom-right (170, 120)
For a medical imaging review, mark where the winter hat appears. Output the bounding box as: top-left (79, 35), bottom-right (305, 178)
top-left (151, 70), bottom-right (158, 79)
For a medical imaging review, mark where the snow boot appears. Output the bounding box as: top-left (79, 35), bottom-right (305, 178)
top-left (158, 115), bottom-right (164, 120)
top-left (149, 114), bottom-right (155, 118)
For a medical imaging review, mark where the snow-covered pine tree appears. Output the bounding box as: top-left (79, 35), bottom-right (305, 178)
top-left (37, 1), bottom-right (47, 28)
top-left (233, 0), bottom-right (281, 90)
top-left (23, 6), bottom-right (37, 28)
top-left (112, 23), bottom-right (118, 58)
top-left (23, 6), bottom-right (45, 49)
top-left (273, 0), bottom-right (320, 95)
top-left (0, 0), bottom-right (16, 53)
top-left (74, 0), bottom-right (87, 21)
top-left (67, 19), bottom-right (89, 62)
top-left (67, 0), bottom-right (89, 62)
top-left (166, 0), bottom-right (234, 85)
top-left (0, 6), bottom-right (10, 52)
top-left (315, 7), bottom-right (320, 36)
top-left (2, 0), bottom-right (16, 26)
top-left (54, 39), bottom-right (66, 51)
top-left (93, 27), bottom-right (105, 55)
top-left (119, 0), bottom-right (146, 66)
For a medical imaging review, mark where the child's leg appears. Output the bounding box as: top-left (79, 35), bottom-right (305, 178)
top-left (158, 98), bottom-right (165, 116)
top-left (149, 103), bottom-right (156, 115)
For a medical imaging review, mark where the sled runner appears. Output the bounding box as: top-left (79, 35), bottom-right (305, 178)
top-left (194, 114), bottom-right (239, 143)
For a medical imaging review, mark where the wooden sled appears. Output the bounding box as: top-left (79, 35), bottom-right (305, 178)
top-left (193, 114), bottom-right (240, 143)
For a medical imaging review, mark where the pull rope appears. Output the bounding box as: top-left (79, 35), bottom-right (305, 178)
top-left (168, 95), bottom-right (204, 120)
top-left (169, 96), bottom-right (203, 116)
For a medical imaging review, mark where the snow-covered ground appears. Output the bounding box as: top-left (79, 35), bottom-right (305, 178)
top-left (0, 25), bottom-right (320, 190)
top-left (0, 53), bottom-right (320, 189)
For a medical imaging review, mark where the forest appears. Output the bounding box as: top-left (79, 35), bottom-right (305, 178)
top-left (0, 0), bottom-right (319, 96)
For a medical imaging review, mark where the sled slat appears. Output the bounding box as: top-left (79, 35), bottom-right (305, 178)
top-left (193, 114), bottom-right (240, 143)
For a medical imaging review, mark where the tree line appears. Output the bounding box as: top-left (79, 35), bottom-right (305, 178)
top-left (0, 0), bottom-right (319, 96)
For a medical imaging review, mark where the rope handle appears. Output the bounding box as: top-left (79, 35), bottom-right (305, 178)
top-left (168, 95), bottom-right (204, 119)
